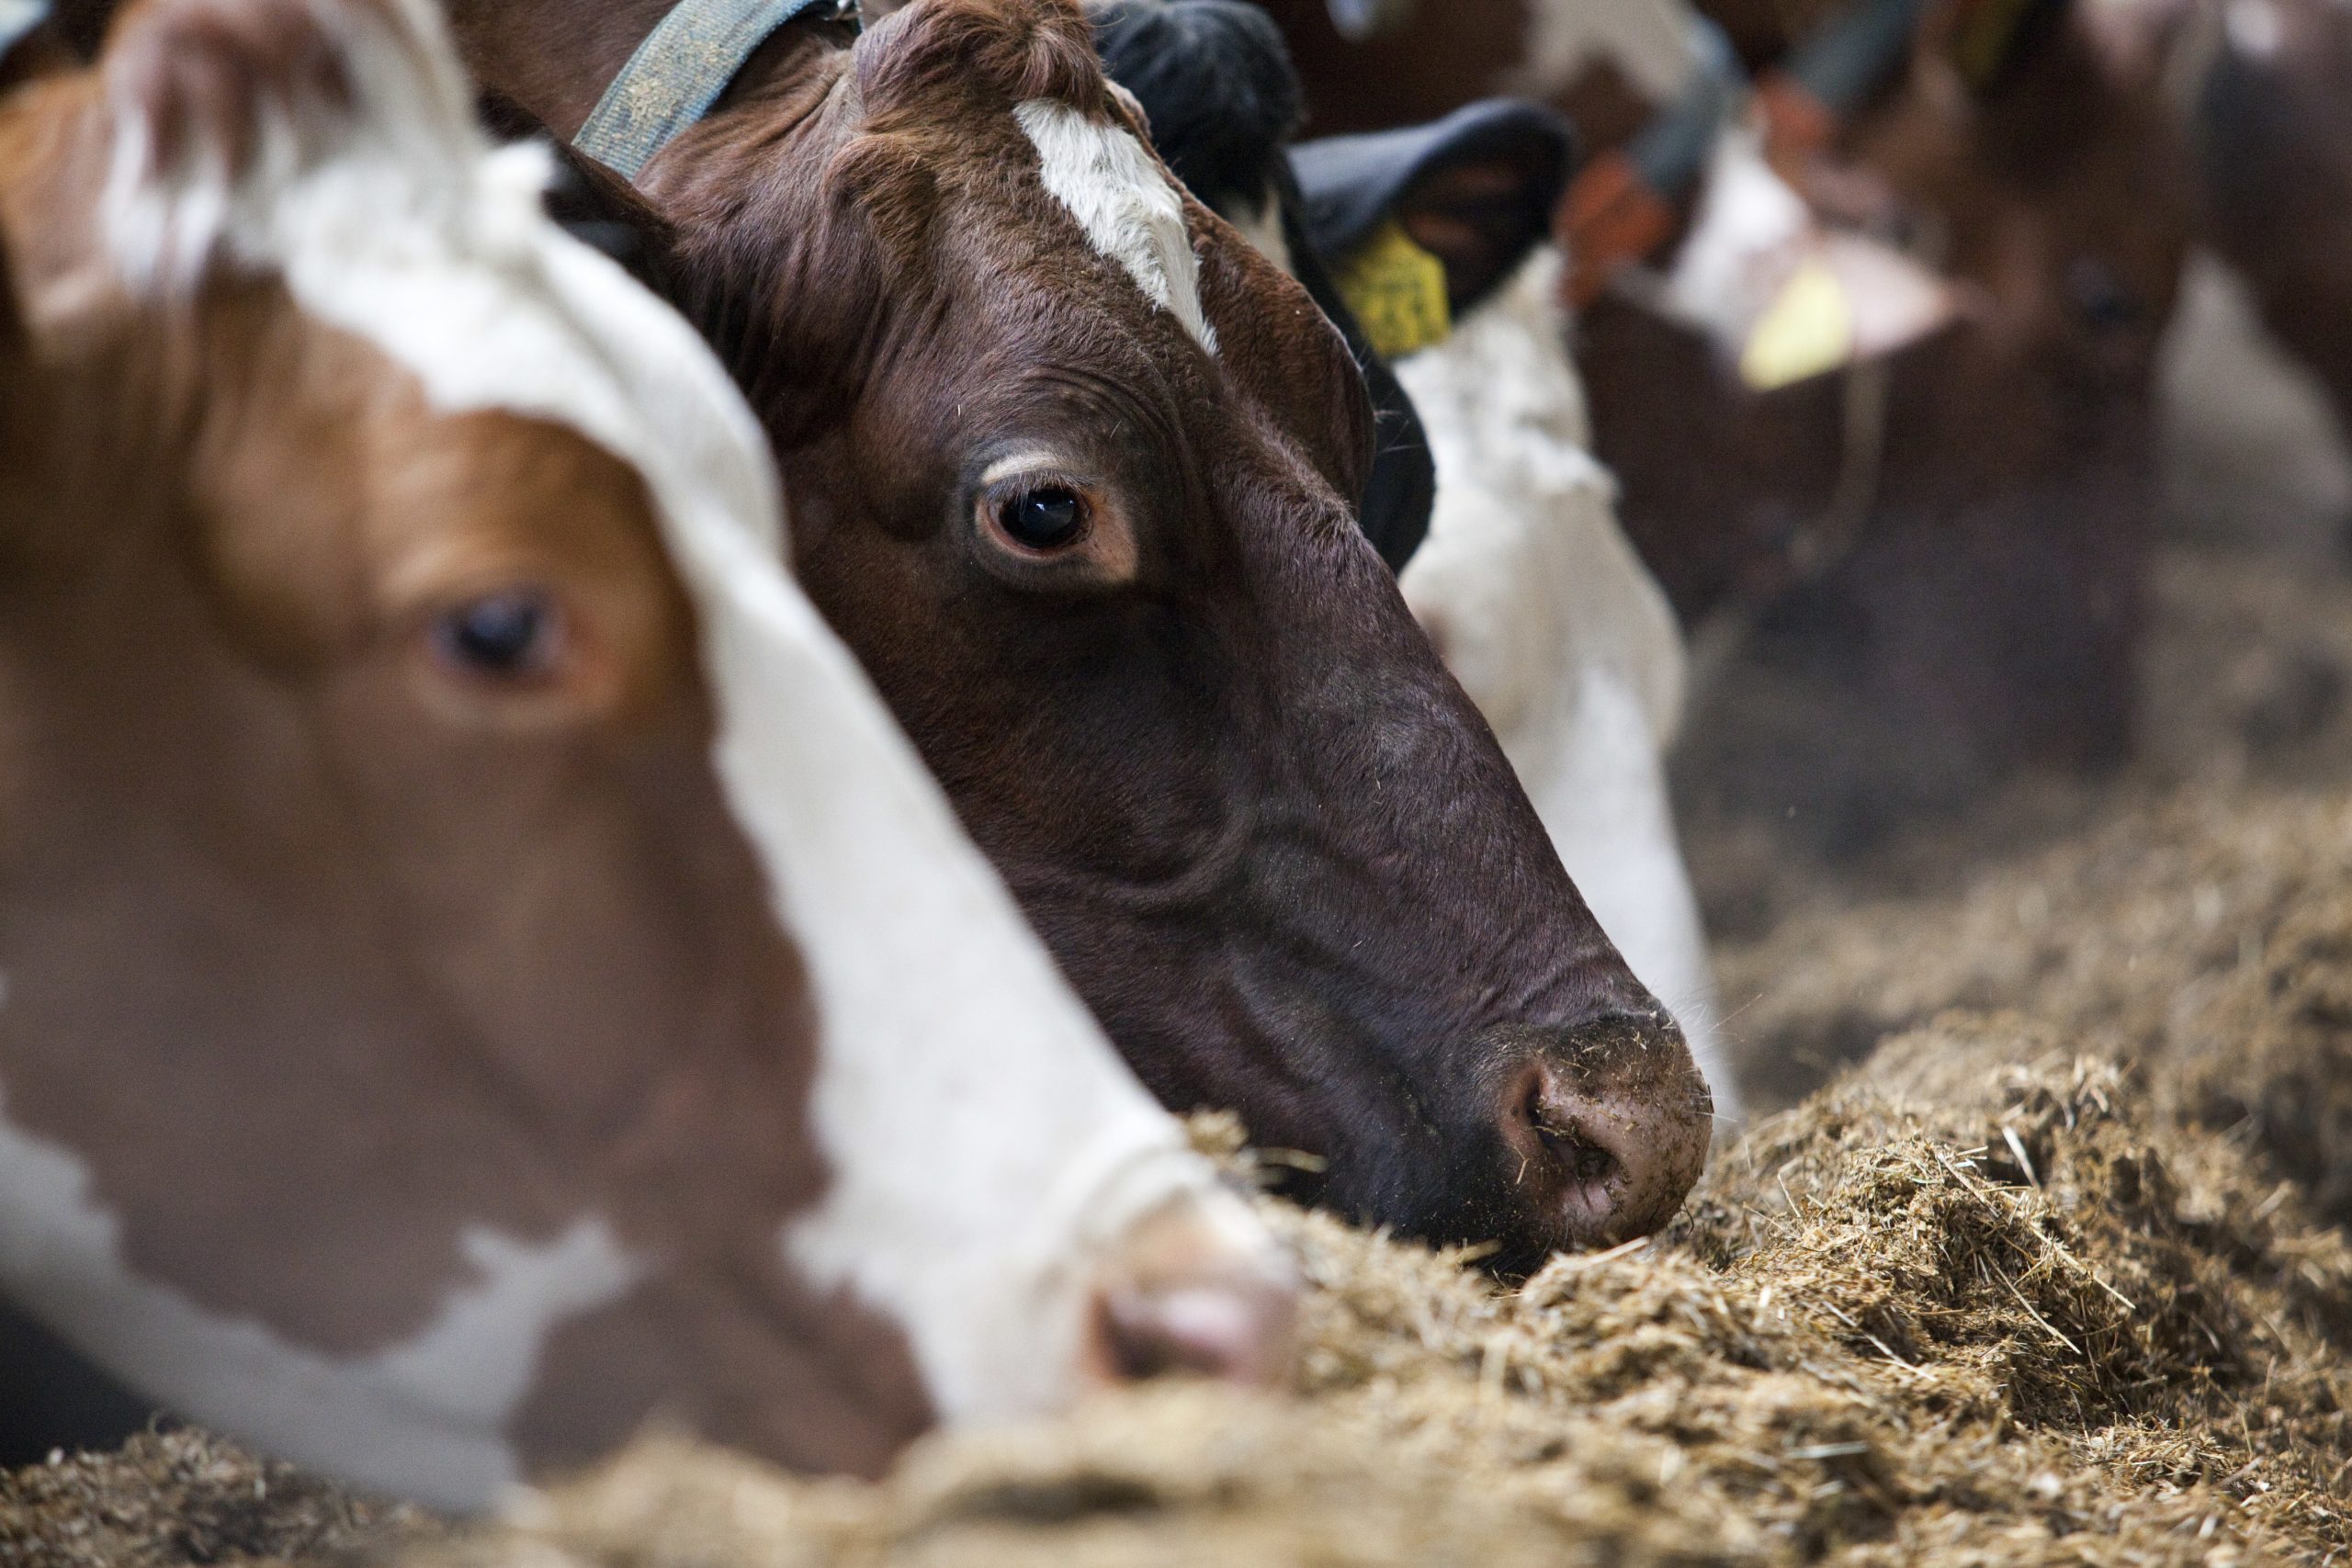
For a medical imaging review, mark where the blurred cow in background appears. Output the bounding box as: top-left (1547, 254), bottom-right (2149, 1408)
top-left (1253, 0), bottom-right (2197, 851)
top-left (1600, 0), bottom-right (2195, 846)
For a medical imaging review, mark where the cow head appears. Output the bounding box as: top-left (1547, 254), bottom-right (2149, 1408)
top-left (457, 0), bottom-right (1715, 1269)
top-left (0, 0), bottom-right (1290, 1506)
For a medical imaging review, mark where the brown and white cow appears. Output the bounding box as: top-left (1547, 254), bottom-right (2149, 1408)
top-left (433, 0), bottom-right (1716, 1269)
top-left (0, 0), bottom-right (1293, 1508)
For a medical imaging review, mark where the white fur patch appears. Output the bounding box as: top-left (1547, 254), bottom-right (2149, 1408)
top-left (0, 1089), bottom-right (638, 1512)
top-left (1014, 97), bottom-right (1217, 354)
top-left (1394, 251), bottom-right (1735, 1120)
top-left (62, 0), bottom-right (1275, 1461)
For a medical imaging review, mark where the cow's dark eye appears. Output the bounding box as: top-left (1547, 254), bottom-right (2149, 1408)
top-left (2068, 258), bottom-right (2144, 333)
top-left (433, 590), bottom-right (564, 680)
top-left (997, 486), bottom-right (1089, 551)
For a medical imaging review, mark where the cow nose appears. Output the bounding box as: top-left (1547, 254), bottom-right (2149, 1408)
top-left (1084, 1189), bottom-right (1297, 1388)
top-left (1496, 1010), bottom-right (1713, 1255)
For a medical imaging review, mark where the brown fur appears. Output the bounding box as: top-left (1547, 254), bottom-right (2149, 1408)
top-left (855, 0), bottom-right (1103, 117)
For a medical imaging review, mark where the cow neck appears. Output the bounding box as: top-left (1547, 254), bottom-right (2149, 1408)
top-left (574, 0), bottom-right (857, 179)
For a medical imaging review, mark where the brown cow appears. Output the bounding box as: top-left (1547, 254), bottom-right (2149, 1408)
top-left (0, 0), bottom-right (1291, 1506)
top-left (435, 0), bottom-right (1714, 1269)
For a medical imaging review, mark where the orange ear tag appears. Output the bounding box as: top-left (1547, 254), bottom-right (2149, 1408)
top-left (1333, 220), bottom-right (1453, 360)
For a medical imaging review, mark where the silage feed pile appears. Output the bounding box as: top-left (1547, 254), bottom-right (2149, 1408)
top-left (1713, 783), bottom-right (2352, 1226)
top-left (9, 1008), bottom-right (2352, 1568)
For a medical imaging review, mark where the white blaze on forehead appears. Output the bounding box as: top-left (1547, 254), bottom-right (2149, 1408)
top-left (81, 0), bottom-right (1262, 1434)
top-left (0, 1089), bottom-right (638, 1513)
top-left (1014, 97), bottom-right (1218, 355)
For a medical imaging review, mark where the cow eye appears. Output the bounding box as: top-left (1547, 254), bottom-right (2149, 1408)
top-left (432, 589), bottom-right (567, 681)
top-left (995, 485), bottom-right (1090, 552)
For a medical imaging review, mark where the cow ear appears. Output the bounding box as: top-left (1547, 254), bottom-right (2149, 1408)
top-left (96, 0), bottom-right (473, 290)
top-left (478, 88), bottom-right (684, 297)
top-left (1293, 105), bottom-right (1576, 320)
top-left (1389, 144), bottom-right (1567, 312)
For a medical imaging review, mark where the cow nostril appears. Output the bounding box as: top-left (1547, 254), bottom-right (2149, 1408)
top-left (1084, 1192), bottom-right (1297, 1391)
top-left (1495, 1021), bottom-right (1713, 1258)
top-left (1540, 1123), bottom-right (1617, 1186)
top-left (1526, 1083), bottom-right (1619, 1188)
top-left (1098, 1281), bottom-right (1289, 1384)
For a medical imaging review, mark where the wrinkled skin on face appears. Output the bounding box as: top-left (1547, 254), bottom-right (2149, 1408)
top-left (441, 0), bottom-right (1714, 1267)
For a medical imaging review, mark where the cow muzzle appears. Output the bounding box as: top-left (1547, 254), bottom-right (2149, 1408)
top-left (1482, 1011), bottom-right (1714, 1264)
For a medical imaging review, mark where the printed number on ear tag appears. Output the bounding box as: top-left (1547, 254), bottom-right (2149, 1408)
top-left (1334, 220), bottom-right (1453, 362)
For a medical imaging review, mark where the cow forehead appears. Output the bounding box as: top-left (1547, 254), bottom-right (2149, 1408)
top-left (1013, 97), bottom-right (1217, 355)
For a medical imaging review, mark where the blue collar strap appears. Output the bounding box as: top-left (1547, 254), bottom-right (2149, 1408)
top-left (0, 0), bottom-right (51, 69)
top-left (576, 0), bottom-right (856, 179)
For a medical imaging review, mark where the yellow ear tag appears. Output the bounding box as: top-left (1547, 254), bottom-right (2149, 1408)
top-left (1333, 219), bottom-right (1453, 360)
top-left (1740, 257), bottom-right (1857, 391)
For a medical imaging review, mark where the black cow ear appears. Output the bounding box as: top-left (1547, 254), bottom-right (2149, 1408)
top-left (1292, 103), bottom-right (1575, 320)
top-left (1391, 144), bottom-right (1566, 312)
top-left (477, 88), bottom-right (684, 297)
top-left (1088, 0), bottom-right (1301, 214)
